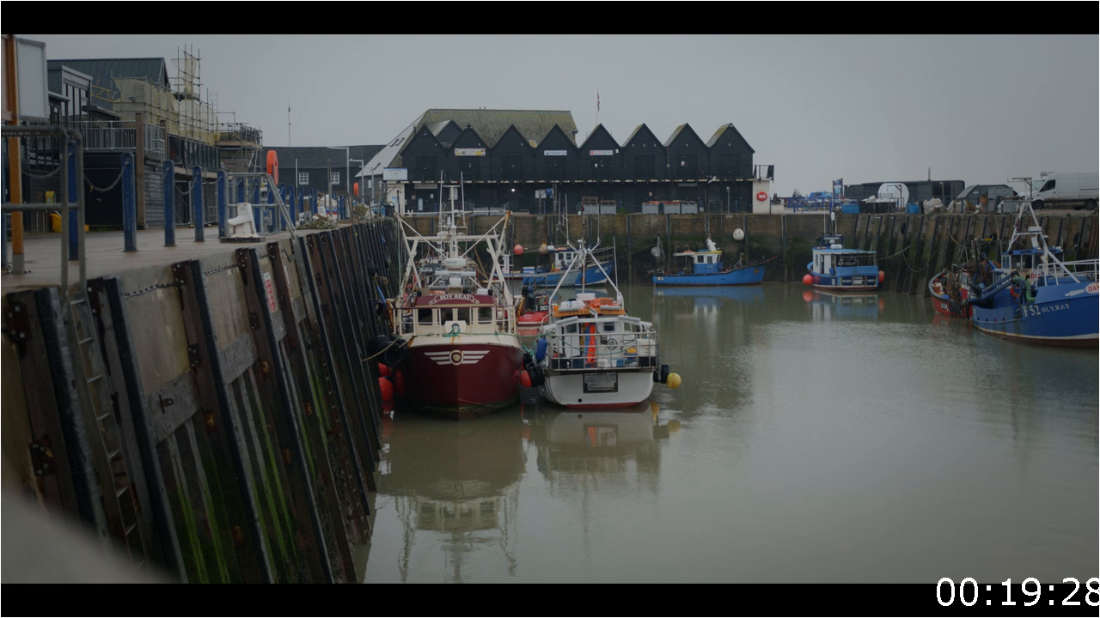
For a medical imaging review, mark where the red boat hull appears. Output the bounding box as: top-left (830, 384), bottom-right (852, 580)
top-left (931, 296), bottom-right (972, 318)
top-left (401, 341), bottom-right (525, 420)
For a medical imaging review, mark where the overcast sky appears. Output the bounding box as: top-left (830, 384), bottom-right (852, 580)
top-left (24, 34), bottom-right (1099, 195)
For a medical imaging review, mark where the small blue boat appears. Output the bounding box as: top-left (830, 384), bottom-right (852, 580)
top-left (805, 234), bottom-right (883, 291)
top-left (504, 245), bottom-right (614, 289)
top-left (966, 201), bottom-right (1098, 348)
top-left (652, 237), bottom-right (768, 286)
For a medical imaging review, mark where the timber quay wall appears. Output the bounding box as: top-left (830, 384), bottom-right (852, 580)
top-left (2, 220), bottom-right (404, 583)
top-left (410, 212), bottom-right (1099, 290)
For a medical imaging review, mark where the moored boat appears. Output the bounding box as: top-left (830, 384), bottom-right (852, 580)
top-left (651, 236), bottom-right (771, 286)
top-left (966, 199), bottom-right (1099, 348)
top-left (529, 241), bottom-right (680, 409)
top-left (389, 181), bottom-right (526, 419)
top-left (804, 233), bottom-right (884, 291)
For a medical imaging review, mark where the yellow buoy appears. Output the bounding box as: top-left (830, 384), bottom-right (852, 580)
top-left (667, 373), bottom-right (682, 389)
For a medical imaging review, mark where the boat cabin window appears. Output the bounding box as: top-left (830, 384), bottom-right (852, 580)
top-left (603, 322), bottom-right (615, 332)
top-left (478, 307), bottom-right (493, 324)
top-left (565, 323), bottom-right (578, 334)
top-left (696, 255), bottom-right (705, 264)
top-left (456, 308), bottom-right (470, 323)
top-left (440, 308), bottom-right (453, 323)
top-left (418, 308), bottom-right (434, 325)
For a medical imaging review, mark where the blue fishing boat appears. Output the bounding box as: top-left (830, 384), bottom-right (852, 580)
top-left (966, 200), bottom-right (1098, 348)
top-left (502, 244), bottom-right (615, 290)
top-left (652, 237), bottom-right (769, 286)
top-left (804, 234), bottom-right (884, 291)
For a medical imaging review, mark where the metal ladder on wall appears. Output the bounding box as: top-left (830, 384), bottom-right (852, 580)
top-left (65, 291), bottom-right (149, 571)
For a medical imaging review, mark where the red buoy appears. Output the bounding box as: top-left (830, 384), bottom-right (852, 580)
top-left (353, 182), bottom-right (360, 197)
top-left (378, 376), bottom-right (394, 402)
top-left (802, 274), bottom-right (813, 286)
top-left (520, 370), bottom-right (532, 388)
top-left (514, 244), bottom-right (524, 255)
top-left (802, 290), bottom-right (814, 303)
top-left (377, 363), bottom-right (391, 377)
top-left (878, 271), bottom-right (886, 283)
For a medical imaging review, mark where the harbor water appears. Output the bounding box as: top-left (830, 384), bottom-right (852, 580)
top-left (363, 283), bottom-right (1099, 583)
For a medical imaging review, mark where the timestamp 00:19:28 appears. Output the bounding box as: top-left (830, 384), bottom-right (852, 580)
top-left (937, 577), bottom-right (1099, 608)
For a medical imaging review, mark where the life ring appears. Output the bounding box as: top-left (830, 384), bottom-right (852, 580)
top-left (1009, 285), bottom-right (1021, 300)
top-left (756, 191), bottom-right (767, 202)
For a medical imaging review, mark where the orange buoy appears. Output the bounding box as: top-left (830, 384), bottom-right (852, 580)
top-left (802, 274), bottom-right (813, 286)
top-left (353, 181), bottom-right (359, 197)
top-left (377, 363), bottom-right (391, 377)
top-left (266, 150), bottom-right (279, 185)
top-left (802, 290), bottom-right (814, 303)
top-left (514, 244), bottom-right (524, 255)
top-left (378, 376), bottom-right (394, 402)
top-left (878, 270), bottom-right (885, 283)
top-left (520, 370), bottom-right (532, 388)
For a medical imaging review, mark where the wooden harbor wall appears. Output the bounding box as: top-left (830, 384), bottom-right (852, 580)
top-left (2, 220), bottom-right (404, 583)
top-left (412, 212), bottom-right (1099, 288)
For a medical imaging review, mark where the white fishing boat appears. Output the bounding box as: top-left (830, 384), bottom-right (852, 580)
top-left (526, 241), bottom-right (680, 409)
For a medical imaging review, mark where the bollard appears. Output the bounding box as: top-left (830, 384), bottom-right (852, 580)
top-left (217, 171), bottom-right (227, 239)
top-left (122, 152), bottom-right (137, 252)
top-left (68, 140), bottom-right (78, 261)
top-left (163, 160), bottom-right (175, 247)
top-left (192, 166), bottom-right (203, 241)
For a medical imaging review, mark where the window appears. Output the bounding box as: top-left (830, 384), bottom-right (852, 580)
top-left (460, 158), bottom-right (479, 180)
top-left (298, 172), bottom-right (309, 185)
top-left (418, 308), bottom-right (433, 325)
top-left (565, 324), bottom-right (578, 334)
top-left (456, 308), bottom-right (470, 323)
top-left (416, 155), bottom-right (437, 181)
top-left (680, 155), bottom-right (697, 179)
top-left (440, 308), bottom-right (454, 322)
top-left (602, 322), bottom-right (615, 332)
top-left (478, 307), bottom-right (493, 324)
top-left (329, 172), bottom-right (340, 185)
top-left (1039, 179), bottom-right (1055, 192)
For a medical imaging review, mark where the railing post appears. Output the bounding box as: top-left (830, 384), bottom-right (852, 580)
top-left (288, 185), bottom-right (297, 226)
top-left (192, 166), bottom-right (203, 241)
top-left (267, 178), bottom-right (276, 233)
top-left (251, 179), bottom-right (262, 232)
top-left (279, 184), bottom-right (287, 232)
top-left (163, 160), bottom-right (175, 247)
top-left (217, 171), bottom-right (227, 238)
top-left (296, 186), bottom-right (304, 223)
top-left (122, 152), bottom-right (137, 252)
top-left (68, 139), bottom-right (79, 261)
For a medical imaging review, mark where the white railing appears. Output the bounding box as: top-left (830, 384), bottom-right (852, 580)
top-left (545, 328), bottom-right (659, 371)
top-left (71, 121), bottom-right (166, 159)
top-left (1058, 259), bottom-right (1100, 280)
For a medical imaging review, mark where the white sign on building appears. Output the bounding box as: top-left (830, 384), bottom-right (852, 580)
top-left (382, 168), bottom-right (408, 181)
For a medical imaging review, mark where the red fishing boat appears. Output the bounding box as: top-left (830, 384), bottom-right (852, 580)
top-left (390, 177), bottom-right (525, 420)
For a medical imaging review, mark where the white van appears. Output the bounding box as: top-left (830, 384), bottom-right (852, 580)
top-left (1032, 173), bottom-right (1098, 211)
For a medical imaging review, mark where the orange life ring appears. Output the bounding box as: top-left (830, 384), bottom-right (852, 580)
top-left (266, 150), bottom-right (279, 185)
top-left (756, 191), bottom-right (767, 202)
top-left (1009, 285), bottom-right (1021, 299)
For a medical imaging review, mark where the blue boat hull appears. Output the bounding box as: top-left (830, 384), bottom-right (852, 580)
top-left (970, 279), bottom-right (1099, 348)
top-left (652, 265), bottom-right (765, 286)
top-left (508, 260), bottom-right (614, 287)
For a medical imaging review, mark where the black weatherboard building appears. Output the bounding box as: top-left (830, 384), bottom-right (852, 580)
top-left (360, 109), bottom-right (765, 214)
top-left (262, 145), bottom-right (384, 196)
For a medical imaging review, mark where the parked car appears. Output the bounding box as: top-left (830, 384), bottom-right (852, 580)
top-left (1031, 173), bottom-right (1099, 211)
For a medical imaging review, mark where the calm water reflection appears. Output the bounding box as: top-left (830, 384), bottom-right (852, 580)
top-left (364, 284), bottom-right (1098, 583)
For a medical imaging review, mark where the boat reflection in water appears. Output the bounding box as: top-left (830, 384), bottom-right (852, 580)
top-left (379, 408), bottom-right (524, 582)
top-left (801, 289), bottom-right (884, 321)
top-left (528, 400), bottom-right (680, 491)
top-left (654, 285), bottom-right (765, 305)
